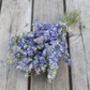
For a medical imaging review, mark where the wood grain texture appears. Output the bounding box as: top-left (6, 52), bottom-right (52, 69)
top-left (31, 0), bottom-right (70, 90)
top-left (66, 0), bottom-right (89, 90)
top-left (0, 0), bottom-right (32, 90)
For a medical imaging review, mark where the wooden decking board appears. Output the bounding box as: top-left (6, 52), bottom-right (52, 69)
top-left (30, 0), bottom-right (70, 90)
top-left (66, 0), bottom-right (89, 90)
top-left (0, 0), bottom-right (32, 90)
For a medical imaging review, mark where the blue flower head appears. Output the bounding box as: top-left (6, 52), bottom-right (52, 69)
top-left (8, 19), bottom-right (71, 82)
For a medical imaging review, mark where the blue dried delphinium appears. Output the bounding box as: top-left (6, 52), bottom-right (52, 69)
top-left (8, 21), bottom-right (71, 82)
top-left (8, 11), bottom-right (80, 82)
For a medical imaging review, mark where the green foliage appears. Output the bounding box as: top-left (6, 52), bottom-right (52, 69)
top-left (63, 10), bottom-right (80, 26)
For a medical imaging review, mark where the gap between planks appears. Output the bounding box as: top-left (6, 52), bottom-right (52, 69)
top-left (64, 0), bottom-right (73, 90)
top-left (28, 74), bottom-right (31, 90)
top-left (0, 0), bottom-right (2, 12)
top-left (28, 0), bottom-right (34, 90)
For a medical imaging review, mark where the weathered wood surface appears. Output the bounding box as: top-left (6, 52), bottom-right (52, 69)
top-left (0, 0), bottom-right (90, 90)
top-left (31, 0), bottom-right (70, 90)
top-left (66, 0), bottom-right (90, 90)
top-left (0, 0), bottom-right (32, 90)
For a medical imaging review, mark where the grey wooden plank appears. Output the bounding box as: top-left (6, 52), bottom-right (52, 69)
top-left (0, 0), bottom-right (32, 90)
top-left (31, 0), bottom-right (70, 90)
top-left (75, 0), bottom-right (90, 89)
top-left (66, 0), bottom-right (89, 90)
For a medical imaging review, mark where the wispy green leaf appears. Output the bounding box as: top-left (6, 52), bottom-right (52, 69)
top-left (63, 10), bottom-right (80, 26)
